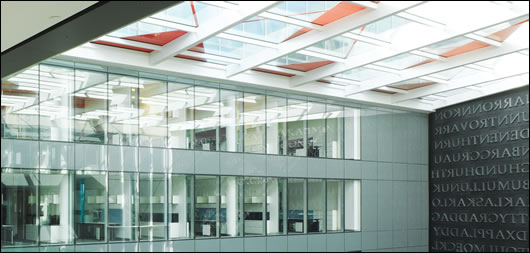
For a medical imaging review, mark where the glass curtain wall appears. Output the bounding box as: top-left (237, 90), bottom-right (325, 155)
top-left (219, 90), bottom-right (243, 152)
top-left (344, 107), bottom-right (361, 159)
top-left (107, 74), bottom-right (139, 146)
top-left (138, 78), bottom-right (167, 147)
top-left (307, 102), bottom-right (326, 158)
top-left (193, 87), bottom-right (219, 151)
top-left (326, 179), bottom-right (344, 232)
top-left (1, 168), bottom-right (39, 246)
top-left (220, 176), bottom-right (243, 237)
top-left (287, 99), bottom-right (307, 156)
top-left (266, 177), bottom-right (287, 235)
top-left (108, 172), bottom-right (138, 242)
top-left (326, 105), bottom-right (344, 159)
top-left (244, 177), bottom-right (266, 236)
top-left (287, 178), bottom-right (306, 234)
top-left (139, 173), bottom-right (166, 241)
top-left (243, 94), bottom-right (266, 153)
top-left (168, 174), bottom-right (193, 239)
top-left (74, 171), bottom-right (106, 243)
top-left (345, 180), bottom-right (361, 231)
top-left (307, 179), bottom-right (325, 233)
top-left (194, 176), bottom-right (219, 238)
top-left (167, 82), bottom-right (194, 149)
top-left (266, 96), bottom-right (287, 155)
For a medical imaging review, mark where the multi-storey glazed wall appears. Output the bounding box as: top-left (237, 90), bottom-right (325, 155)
top-left (1, 59), bottom-right (429, 252)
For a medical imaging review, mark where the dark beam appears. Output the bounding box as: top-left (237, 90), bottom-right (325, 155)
top-left (1, 1), bottom-right (181, 78)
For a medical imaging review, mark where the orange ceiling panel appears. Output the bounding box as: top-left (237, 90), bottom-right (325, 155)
top-left (123, 30), bottom-right (187, 46)
top-left (279, 60), bottom-right (334, 72)
top-left (252, 68), bottom-right (296, 77)
top-left (312, 2), bottom-right (365, 26)
top-left (389, 81), bottom-right (436, 90)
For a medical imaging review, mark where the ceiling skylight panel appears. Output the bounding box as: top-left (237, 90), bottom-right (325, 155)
top-left (373, 53), bottom-right (429, 70)
top-left (225, 17), bottom-right (303, 43)
top-left (267, 53), bottom-right (333, 72)
top-left (335, 66), bottom-right (399, 82)
top-left (350, 15), bottom-right (410, 42)
top-left (305, 36), bottom-right (355, 58)
top-left (268, 1), bottom-right (341, 23)
top-left (191, 37), bottom-right (267, 60)
top-left (419, 36), bottom-right (475, 56)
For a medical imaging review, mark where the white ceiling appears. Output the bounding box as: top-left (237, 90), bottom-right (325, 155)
top-left (1, 1), bottom-right (97, 52)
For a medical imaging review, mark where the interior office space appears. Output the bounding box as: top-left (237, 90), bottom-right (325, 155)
top-left (1, 1), bottom-right (528, 252)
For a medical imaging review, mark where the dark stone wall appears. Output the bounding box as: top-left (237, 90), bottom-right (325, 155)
top-left (429, 87), bottom-right (529, 252)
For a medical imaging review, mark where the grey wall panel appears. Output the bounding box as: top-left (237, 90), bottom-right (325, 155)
top-left (108, 145), bottom-right (138, 172)
top-left (166, 240), bottom-right (195, 252)
top-left (266, 155), bottom-right (287, 177)
top-left (40, 245), bottom-right (75, 252)
top-left (244, 154), bottom-right (266, 176)
top-left (377, 231), bottom-right (393, 249)
top-left (139, 147), bottom-right (167, 173)
top-left (287, 157), bottom-right (307, 178)
top-left (307, 234), bottom-right (326, 252)
top-left (377, 181), bottom-right (393, 231)
top-left (195, 151), bottom-right (219, 175)
top-left (344, 160), bottom-right (361, 179)
top-left (75, 143), bottom-right (106, 171)
top-left (138, 242), bottom-right (165, 252)
top-left (307, 158), bottom-right (326, 178)
top-left (361, 161), bottom-right (377, 180)
top-left (361, 109), bottom-right (378, 161)
top-left (377, 162), bottom-right (392, 180)
top-left (407, 164), bottom-right (422, 181)
top-left (195, 239), bottom-right (220, 252)
top-left (288, 235), bottom-right (308, 252)
top-left (220, 152), bottom-right (244, 175)
top-left (361, 180), bottom-right (378, 231)
top-left (168, 149), bottom-right (194, 174)
top-left (344, 232), bottom-right (361, 252)
top-left (221, 238), bottom-right (244, 252)
top-left (392, 230), bottom-right (408, 248)
top-left (1, 139), bottom-right (39, 169)
top-left (39, 141), bottom-right (74, 170)
top-left (326, 159), bottom-right (344, 179)
top-left (392, 163), bottom-right (407, 181)
top-left (361, 231), bottom-right (378, 250)
top-left (75, 244), bottom-right (107, 252)
top-left (392, 110), bottom-right (408, 163)
top-left (244, 237), bottom-right (267, 252)
top-left (108, 242), bottom-right (138, 252)
top-left (326, 233), bottom-right (344, 252)
top-left (267, 236), bottom-right (287, 252)
top-left (377, 109), bottom-right (393, 162)
top-left (392, 181), bottom-right (408, 231)
top-left (407, 182), bottom-right (422, 230)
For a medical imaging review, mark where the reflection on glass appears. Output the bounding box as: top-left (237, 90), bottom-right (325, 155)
top-left (307, 102), bottom-right (326, 158)
top-left (2, 66), bottom-right (40, 139)
top-left (108, 172), bottom-right (138, 242)
top-left (266, 96), bottom-right (287, 155)
top-left (75, 171), bottom-right (106, 243)
top-left (108, 74), bottom-right (139, 146)
top-left (243, 94), bottom-right (266, 153)
top-left (307, 179), bottom-right (325, 233)
top-left (139, 78), bottom-right (167, 147)
top-left (244, 177), bottom-right (266, 236)
top-left (168, 174), bottom-right (193, 239)
top-left (220, 176), bottom-right (243, 237)
top-left (287, 99), bottom-right (306, 156)
top-left (287, 178), bottom-right (306, 234)
top-left (345, 180), bottom-right (361, 231)
top-left (193, 87), bottom-right (219, 151)
top-left (139, 173), bottom-right (166, 241)
top-left (266, 178), bottom-right (287, 235)
top-left (327, 180), bottom-right (344, 232)
top-left (219, 90), bottom-right (243, 152)
top-left (39, 169), bottom-right (74, 245)
top-left (195, 176), bottom-right (218, 238)
top-left (73, 69), bottom-right (108, 144)
top-left (326, 105), bottom-right (344, 159)
top-left (1, 168), bottom-right (39, 246)
top-left (39, 65), bottom-right (74, 142)
top-left (344, 107), bottom-right (361, 159)
top-left (167, 82), bottom-right (194, 149)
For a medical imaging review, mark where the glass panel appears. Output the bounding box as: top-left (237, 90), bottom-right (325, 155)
top-left (266, 177), bottom-right (287, 235)
top-left (1, 66), bottom-right (40, 139)
top-left (269, 1), bottom-right (341, 23)
top-left (220, 176), bottom-right (243, 237)
top-left (266, 96), bottom-right (287, 155)
top-left (139, 78), bottom-right (167, 147)
top-left (244, 177), bottom-right (266, 236)
top-left (307, 179), bottom-right (325, 233)
top-left (74, 171), bottom-right (106, 243)
top-left (226, 18), bottom-right (302, 44)
top-left (150, 2), bottom-right (196, 27)
top-left (219, 90), bottom-right (243, 152)
top-left (193, 86), bottom-right (219, 151)
top-left (195, 176), bottom-right (218, 238)
top-left (326, 179), bottom-right (343, 232)
top-left (168, 174), bottom-right (193, 239)
top-left (287, 99), bottom-right (307, 156)
top-left (39, 169), bottom-right (74, 245)
top-left (335, 67), bottom-right (398, 82)
top-left (307, 102), bottom-right (326, 158)
top-left (374, 53), bottom-right (429, 70)
top-left (420, 36), bottom-right (474, 56)
top-left (108, 172), bottom-right (138, 242)
top-left (344, 107), bottom-right (361, 160)
top-left (73, 69), bottom-right (108, 144)
top-left (243, 94), bottom-right (266, 153)
top-left (167, 82), bottom-right (194, 149)
top-left (139, 173), bottom-right (166, 241)
top-left (287, 178), bottom-right (306, 234)
top-left (326, 104), bottom-right (343, 159)
top-left (39, 64), bottom-right (74, 142)
top-left (307, 36), bottom-right (355, 58)
top-left (1, 168), bottom-right (39, 246)
top-left (108, 74), bottom-right (139, 146)
top-left (345, 180), bottom-right (361, 231)
top-left (351, 15), bottom-right (410, 42)
top-left (197, 37), bottom-right (267, 60)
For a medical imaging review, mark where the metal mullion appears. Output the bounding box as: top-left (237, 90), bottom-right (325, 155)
top-left (324, 179), bottom-right (327, 234)
top-left (262, 177), bottom-right (266, 236)
top-left (304, 178), bottom-right (307, 234)
top-left (216, 176), bottom-right (220, 238)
